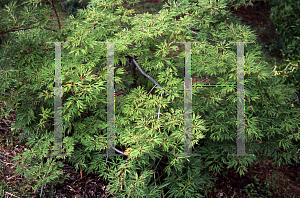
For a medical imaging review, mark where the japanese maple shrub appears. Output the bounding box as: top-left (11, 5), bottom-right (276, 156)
top-left (0, 0), bottom-right (299, 197)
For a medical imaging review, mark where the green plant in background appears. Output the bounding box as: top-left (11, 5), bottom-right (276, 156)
top-left (269, 0), bottom-right (300, 59)
top-left (268, 0), bottom-right (300, 110)
top-left (0, 0), bottom-right (300, 197)
top-left (58, 0), bottom-right (90, 18)
top-left (0, 0), bottom-right (15, 7)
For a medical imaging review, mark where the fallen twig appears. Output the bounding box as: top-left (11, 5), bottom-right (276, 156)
top-left (5, 192), bottom-right (20, 198)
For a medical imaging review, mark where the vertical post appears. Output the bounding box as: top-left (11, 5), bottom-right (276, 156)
top-left (176, 41), bottom-right (201, 157)
top-left (45, 42), bottom-right (70, 158)
top-left (107, 42), bottom-right (116, 156)
top-left (45, 41), bottom-right (123, 158)
top-left (184, 42), bottom-right (192, 156)
top-left (228, 42), bottom-right (253, 157)
top-left (175, 41), bottom-right (255, 158)
top-left (98, 42), bottom-right (123, 157)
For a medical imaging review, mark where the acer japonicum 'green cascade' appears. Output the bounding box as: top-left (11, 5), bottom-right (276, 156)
top-left (0, 0), bottom-right (299, 197)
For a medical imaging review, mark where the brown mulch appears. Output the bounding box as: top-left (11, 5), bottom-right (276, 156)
top-left (0, 104), bottom-right (114, 198)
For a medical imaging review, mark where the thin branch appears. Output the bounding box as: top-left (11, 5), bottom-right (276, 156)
top-left (110, 146), bottom-right (129, 164)
top-left (92, 24), bottom-right (97, 30)
top-left (111, 146), bottom-right (127, 155)
top-left (0, 27), bottom-right (33, 34)
top-left (117, 30), bottom-right (126, 34)
top-left (50, 0), bottom-right (67, 42)
top-left (122, 158), bottom-right (129, 164)
top-left (157, 92), bottom-right (163, 121)
top-left (50, 0), bottom-right (61, 30)
top-left (147, 85), bottom-right (157, 96)
top-left (0, 159), bottom-right (14, 165)
top-left (127, 54), bottom-right (168, 95)
top-left (113, 4), bottom-right (119, 13)
top-left (0, 27), bottom-right (58, 34)
top-left (42, 47), bottom-right (55, 51)
top-left (106, 146), bottom-right (129, 164)
top-left (293, 93), bottom-right (299, 104)
top-left (197, 16), bottom-right (206, 22)
top-left (5, 192), bottom-right (20, 198)
top-left (43, 27), bottom-right (58, 32)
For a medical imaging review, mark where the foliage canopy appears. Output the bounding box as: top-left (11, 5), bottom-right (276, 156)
top-left (0, 0), bottom-right (299, 197)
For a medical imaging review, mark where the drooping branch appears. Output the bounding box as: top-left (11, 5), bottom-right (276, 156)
top-left (106, 146), bottom-right (129, 164)
top-left (130, 57), bottom-right (135, 80)
top-left (127, 54), bottom-right (168, 95)
top-left (0, 27), bottom-right (33, 34)
top-left (50, 0), bottom-right (61, 30)
top-left (0, 27), bottom-right (58, 35)
top-left (50, 0), bottom-right (67, 42)
top-left (126, 55), bottom-right (167, 122)
top-left (112, 146), bottom-right (128, 156)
